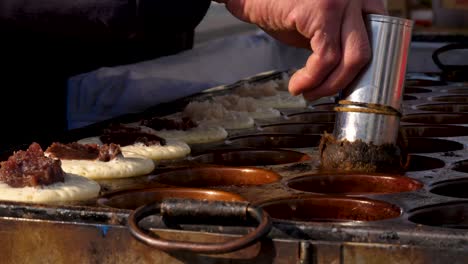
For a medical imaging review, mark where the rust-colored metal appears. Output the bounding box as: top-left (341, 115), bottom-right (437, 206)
top-left (342, 242), bottom-right (468, 264)
top-left (127, 199), bottom-right (272, 254)
top-left (285, 174), bottom-right (423, 195)
top-left (98, 188), bottom-right (246, 210)
top-left (0, 216), bottom-right (295, 263)
top-left (148, 166), bottom-right (281, 188)
top-left (258, 195), bottom-right (402, 222)
top-left (189, 148), bottom-right (311, 167)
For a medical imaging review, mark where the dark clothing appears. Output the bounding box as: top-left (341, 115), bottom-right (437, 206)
top-left (0, 0), bottom-right (211, 149)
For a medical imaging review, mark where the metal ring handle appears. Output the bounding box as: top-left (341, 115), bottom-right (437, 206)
top-left (432, 43), bottom-right (468, 71)
top-left (127, 199), bottom-right (272, 254)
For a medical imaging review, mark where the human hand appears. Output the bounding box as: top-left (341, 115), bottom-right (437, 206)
top-left (216, 0), bottom-right (387, 101)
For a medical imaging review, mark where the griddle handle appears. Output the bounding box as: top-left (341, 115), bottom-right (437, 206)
top-left (161, 199), bottom-right (249, 223)
top-left (127, 199), bottom-right (272, 254)
top-left (432, 43), bottom-right (468, 72)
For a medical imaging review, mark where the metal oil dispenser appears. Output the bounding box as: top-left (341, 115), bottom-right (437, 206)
top-left (320, 14), bottom-right (414, 172)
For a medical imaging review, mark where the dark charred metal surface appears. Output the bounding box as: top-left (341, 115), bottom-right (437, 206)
top-left (227, 134), bottom-right (323, 149)
top-left (2, 69), bottom-right (468, 262)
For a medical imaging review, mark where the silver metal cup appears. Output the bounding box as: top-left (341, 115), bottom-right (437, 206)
top-left (333, 14), bottom-right (414, 145)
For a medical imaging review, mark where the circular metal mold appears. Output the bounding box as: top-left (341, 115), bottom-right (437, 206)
top-left (406, 138), bottom-right (464, 154)
top-left (190, 148), bottom-right (311, 166)
top-left (430, 178), bottom-right (468, 199)
top-left (258, 196), bottom-right (401, 223)
top-left (401, 113), bottom-right (468, 124)
top-left (97, 188), bottom-right (246, 210)
top-left (452, 160), bottom-right (468, 174)
top-left (431, 95), bottom-right (468, 103)
top-left (286, 111), bottom-right (336, 123)
top-left (405, 79), bottom-right (446, 86)
top-left (404, 87), bottom-right (432, 94)
top-left (259, 122), bottom-right (334, 134)
top-left (403, 95), bottom-right (418, 101)
top-left (311, 103), bottom-right (335, 111)
top-left (401, 125), bottom-right (468, 137)
top-left (285, 174), bottom-right (423, 195)
top-left (408, 201), bottom-right (468, 229)
top-left (416, 103), bottom-right (468, 112)
top-left (150, 166), bottom-right (281, 187)
top-left (406, 155), bottom-right (445, 172)
top-left (227, 134), bottom-right (322, 148)
top-left (443, 88), bottom-right (468, 94)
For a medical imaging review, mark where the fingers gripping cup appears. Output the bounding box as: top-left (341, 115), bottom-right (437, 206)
top-left (320, 14), bottom-right (414, 173)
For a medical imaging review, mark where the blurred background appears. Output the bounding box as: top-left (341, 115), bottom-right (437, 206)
top-left (385, 0), bottom-right (468, 73)
top-left (386, 0), bottom-right (468, 28)
top-left (194, 2), bottom-right (258, 46)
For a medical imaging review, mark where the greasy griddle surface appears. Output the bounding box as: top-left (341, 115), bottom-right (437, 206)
top-left (2, 70), bottom-right (468, 249)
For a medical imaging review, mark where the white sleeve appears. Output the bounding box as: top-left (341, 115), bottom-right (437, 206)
top-left (66, 30), bottom-right (309, 129)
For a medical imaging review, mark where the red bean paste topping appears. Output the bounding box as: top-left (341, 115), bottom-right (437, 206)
top-left (140, 117), bottom-right (198, 131)
top-left (46, 142), bottom-right (122, 162)
top-left (0, 142), bottom-right (65, 188)
top-left (100, 124), bottom-right (166, 147)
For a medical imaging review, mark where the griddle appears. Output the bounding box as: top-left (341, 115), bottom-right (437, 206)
top-left (1, 69), bottom-right (468, 263)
